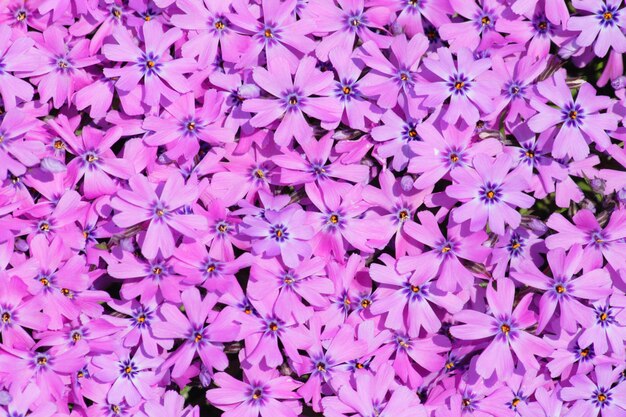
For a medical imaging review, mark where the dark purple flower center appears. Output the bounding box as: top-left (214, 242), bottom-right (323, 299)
top-left (533, 15), bottom-right (551, 35)
top-left (592, 388), bottom-right (612, 408)
top-left (447, 74), bottom-right (471, 95)
top-left (344, 12), bottom-right (367, 32)
top-left (561, 103), bottom-right (585, 127)
top-left (269, 224), bottom-right (289, 242)
top-left (132, 307), bottom-right (152, 328)
top-left (597, 5), bottom-right (619, 27)
top-left (403, 281), bottom-right (429, 301)
top-left (505, 80), bottom-right (526, 99)
top-left (139, 52), bottom-right (161, 75)
top-left (595, 306), bottom-right (615, 327)
top-left (507, 233), bottom-right (525, 257)
top-left (119, 359), bottom-right (137, 379)
top-left (479, 182), bottom-right (502, 204)
top-left (575, 344), bottom-right (595, 362)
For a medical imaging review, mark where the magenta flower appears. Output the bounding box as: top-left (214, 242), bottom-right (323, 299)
top-left (419, 47), bottom-right (494, 127)
top-left (447, 153), bottom-right (534, 235)
top-left (0, 25), bottom-right (38, 109)
top-left (111, 173), bottom-right (207, 259)
top-left (47, 120), bottom-right (134, 199)
top-left (568, 0), bottom-right (626, 57)
top-left (407, 122), bottom-right (502, 190)
top-left (243, 56), bottom-right (341, 146)
top-left (228, 0), bottom-right (316, 71)
top-left (438, 0), bottom-right (505, 51)
top-left (0, 110), bottom-right (43, 179)
top-left (92, 349), bottom-right (161, 406)
top-left (451, 278), bottom-right (553, 379)
top-left (152, 288), bottom-right (231, 378)
top-left (513, 245), bottom-right (612, 333)
top-left (370, 253), bottom-right (465, 335)
top-left (170, 0), bottom-right (247, 66)
top-left (545, 209), bottom-right (626, 271)
top-left (528, 71), bottom-right (619, 160)
top-left (102, 23), bottom-right (196, 107)
top-left (248, 256), bottom-right (333, 322)
top-left (397, 211), bottom-right (490, 291)
top-left (325, 49), bottom-right (383, 131)
top-left (242, 203), bottom-right (314, 267)
top-left (142, 90), bottom-right (235, 160)
top-left (206, 367), bottom-right (302, 417)
top-left (560, 364), bottom-right (626, 417)
top-left (356, 33), bottom-right (428, 115)
top-left (29, 25), bottom-right (99, 108)
top-left (310, 0), bottom-right (392, 60)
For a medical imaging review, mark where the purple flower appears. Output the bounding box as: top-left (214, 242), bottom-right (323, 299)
top-left (419, 47), bottom-right (494, 127)
top-left (447, 153), bottom-right (534, 235)
top-left (451, 278), bottom-right (553, 379)
top-left (102, 23), bottom-right (196, 107)
top-left (242, 203), bottom-right (314, 267)
top-left (110, 173), bottom-right (207, 259)
top-left (528, 70), bottom-right (619, 160)
top-left (243, 56), bottom-right (341, 146)
top-left (206, 367), bottom-right (302, 417)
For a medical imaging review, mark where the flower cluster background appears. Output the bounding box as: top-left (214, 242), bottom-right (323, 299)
top-left (1, 0), bottom-right (626, 416)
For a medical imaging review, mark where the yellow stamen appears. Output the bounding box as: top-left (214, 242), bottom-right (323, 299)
top-left (194, 333), bottom-right (203, 342)
top-left (411, 285), bottom-right (420, 293)
top-left (269, 323), bottom-right (278, 331)
top-left (215, 21), bottom-right (225, 30)
top-left (556, 284), bottom-right (565, 294)
top-left (264, 29), bottom-right (273, 38)
top-left (1, 312), bottom-right (10, 323)
top-left (330, 214), bottom-right (339, 224)
top-left (342, 86), bottom-right (351, 94)
top-left (501, 324), bottom-right (511, 334)
top-left (455, 81), bottom-right (464, 90)
top-left (360, 299), bottom-right (371, 308)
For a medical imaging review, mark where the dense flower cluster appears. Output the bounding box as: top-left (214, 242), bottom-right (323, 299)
top-left (1, 0), bottom-right (626, 416)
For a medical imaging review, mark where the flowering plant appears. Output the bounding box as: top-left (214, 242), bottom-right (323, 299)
top-left (1, 0), bottom-right (626, 416)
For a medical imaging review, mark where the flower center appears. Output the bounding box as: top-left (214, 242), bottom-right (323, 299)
top-left (37, 356), bottom-right (48, 365)
top-left (40, 277), bottom-right (50, 286)
top-left (597, 393), bottom-right (607, 402)
top-left (408, 129), bottom-right (417, 138)
top-left (187, 122), bottom-right (195, 131)
top-left (411, 285), bottom-right (420, 293)
top-left (604, 11), bottom-right (613, 20)
top-left (398, 210), bottom-right (409, 221)
top-left (252, 389), bottom-right (262, 399)
top-left (568, 110), bottom-right (577, 120)
top-left (125, 366), bottom-right (132, 374)
top-left (194, 332), bottom-right (203, 342)
top-left (264, 28), bottom-right (273, 38)
top-left (1, 312), bottom-right (10, 323)
top-left (146, 60), bottom-right (155, 68)
top-left (580, 347), bottom-right (590, 357)
top-left (137, 314), bottom-right (146, 323)
top-left (329, 214), bottom-right (339, 224)
top-left (215, 20), bottom-right (225, 30)
top-left (269, 322), bottom-right (278, 331)
top-left (441, 245), bottom-right (451, 253)
top-left (481, 16), bottom-right (491, 25)
top-left (455, 81), bottom-right (464, 90)
top-left (16, 10), bottom-right (27, 21)
top-left (112, 7), bottom-right (122, 18)
top-left (512, 398), bottom-right (521, 407)
top-left (342, 86), bottom-right (351, 94)
top-left (555, 284), bottom-right (566, 294)
top-left (360, 299), bottom-right (371, 308)
top-left (511, 241), bottom-right (521, 250)
top-left (61, 288), bottom-right (72, 297)
top-left (254, 169), bottom-right (265, 179)
top-left (54, 139), bottom-right (64, 149)
top-left (72, 332), bottom-right (81, 342)
top-left (500, 324), bottom-right (511, 334)
top-left (600, 312), bottom-right (608, 321)
top-left (316, 362), bottom-right (326, 372)
top-left (111, 405), bottom-right (121, 414)
top-left (39, 222), bottom-right (50, 232)
top-left (152, 266), bottom-right (162, 275)
top-left (450, 153), bottom-right (459, 162)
